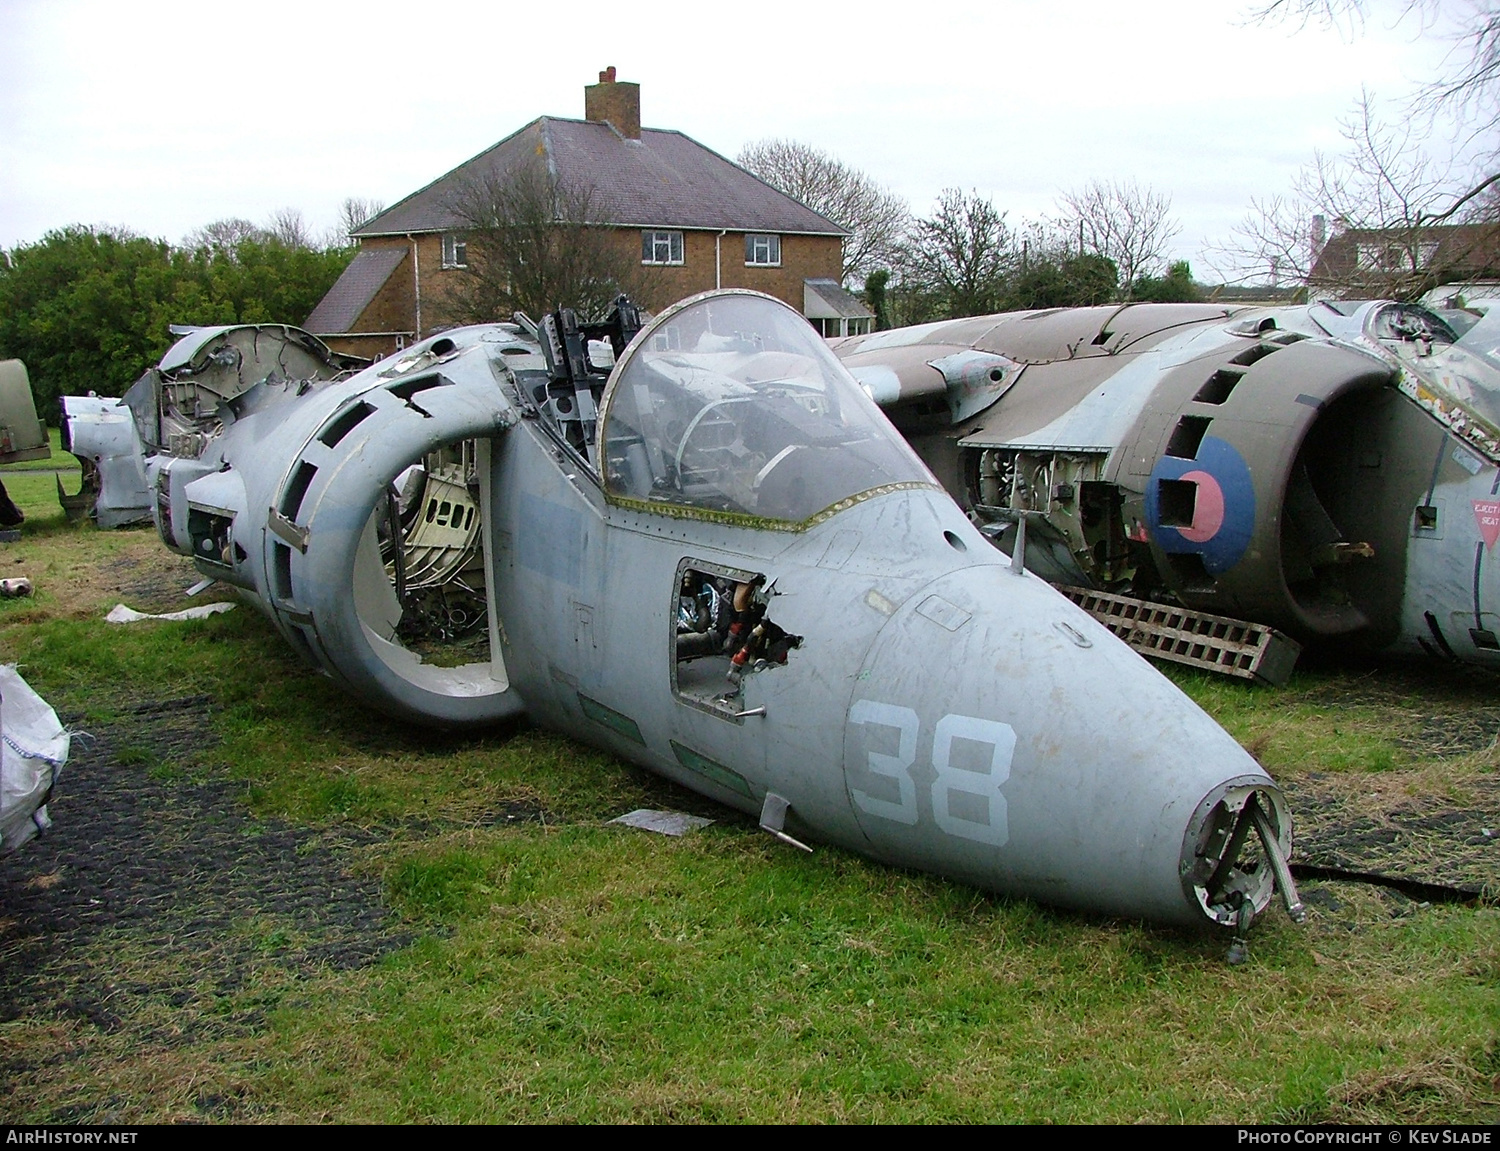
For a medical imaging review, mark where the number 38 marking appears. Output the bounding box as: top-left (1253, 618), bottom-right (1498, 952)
top-left (848, 700), bottom-right (1015, 847)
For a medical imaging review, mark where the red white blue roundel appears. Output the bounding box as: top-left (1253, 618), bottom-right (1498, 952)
top-left (1144, 436), bottom-right (1256, 574)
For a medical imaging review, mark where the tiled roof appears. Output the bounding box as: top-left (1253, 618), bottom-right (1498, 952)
top-left (1311, 223), bottom-right (1500, 284)
top-left (304, 246), bottom-right (408, 334)
top-left (354, 117), bottom-right (846, 238)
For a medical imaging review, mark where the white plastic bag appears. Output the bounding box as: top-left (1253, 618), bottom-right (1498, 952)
top-left (0, 665), bottom-right (70, 853)
top-left (105, 602), bottom-right (235, 624)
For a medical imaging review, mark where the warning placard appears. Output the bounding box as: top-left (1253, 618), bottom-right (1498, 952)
top-left (1473, 499), bottom-right (1500, 548)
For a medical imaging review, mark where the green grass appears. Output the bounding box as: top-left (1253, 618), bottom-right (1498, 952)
top-left (1166, 666), bottom-right (1407, 772)
top-left (0, 517), bottom-right (1496, 1123)
top-left (256, 831), bottom-right (1496, 1122)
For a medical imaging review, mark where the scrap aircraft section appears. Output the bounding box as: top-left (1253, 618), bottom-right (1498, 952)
top-left (0, 359), bottom-right (51, 531)
top-left (835, 300), bottom-right (1500, 671)
top-left (57, 289), bottom-right (1303, 933)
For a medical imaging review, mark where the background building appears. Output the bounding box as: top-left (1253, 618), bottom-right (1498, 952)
top-left (306, 70), bottom-right (870, 358)
top-left (1308, 222), bottom-right (1500, 303)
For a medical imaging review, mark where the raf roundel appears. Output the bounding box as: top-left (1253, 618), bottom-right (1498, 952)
top-left (1145, 436), bottom-right (1256, 574)
top-left (1175, 469), bottom-right (1225, 543)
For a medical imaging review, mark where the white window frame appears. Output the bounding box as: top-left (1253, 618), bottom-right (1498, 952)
top-left (442, 234), bottom-right (467, 269)
top-left (811, 317), bottom-right (872, 338)
top-left (745, 233), bottom-right (781, 267)
top-left (642, 230), bottom-right (684, 266)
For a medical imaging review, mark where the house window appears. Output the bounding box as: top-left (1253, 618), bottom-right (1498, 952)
top-left (642, 230), bottom-right (684, 265)
top-left (1354, 240), bottom-right (1438, 274)
top-left (745, 234), bottom-right (781, 266)
top-left (812, 317), bottom-right (871, 338)
top-left (650, 326), bottom-right (683, 352)
top-left (1356, 242), bottom-right (1399, 272)
top-left (442, 234), bottom-right (467, 268)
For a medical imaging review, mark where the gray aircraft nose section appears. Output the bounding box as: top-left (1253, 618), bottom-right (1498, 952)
top-left (844, 565), bottom-right (1286, 925)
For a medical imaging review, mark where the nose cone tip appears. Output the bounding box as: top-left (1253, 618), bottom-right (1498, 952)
top-left (849, 565), bottom-right (1283, 923)
top-left (1181, 777), bottom-right (1294, 927)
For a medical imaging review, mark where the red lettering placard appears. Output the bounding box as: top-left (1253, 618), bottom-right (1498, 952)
top-left (1473, 499), bottom-right (1500, 548)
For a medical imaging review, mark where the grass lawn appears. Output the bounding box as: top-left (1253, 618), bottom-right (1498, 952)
top-left (0, 475), bottom-right (1495, 1123)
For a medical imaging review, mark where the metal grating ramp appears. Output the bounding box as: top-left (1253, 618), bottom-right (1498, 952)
top-left (1059, 586), bottom-right (1301, 685)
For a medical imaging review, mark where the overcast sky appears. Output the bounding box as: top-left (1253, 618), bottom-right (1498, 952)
top-left (0, 0), bottom-right (1473, 280)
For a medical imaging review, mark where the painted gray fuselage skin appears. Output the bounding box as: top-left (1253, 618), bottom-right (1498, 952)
top-left (493, 445), bottom-right (1256, 923)
top-left (127, 294), bottom-right (1280, 927)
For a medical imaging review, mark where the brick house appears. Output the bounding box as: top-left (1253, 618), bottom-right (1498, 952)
top-left (1308, 221), bottom-right (1500, 301)
top-left (305, 70), bottom-right (871, 358)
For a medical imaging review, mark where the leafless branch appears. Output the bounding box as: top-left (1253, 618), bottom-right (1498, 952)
top-left (181, 217), bottom-right (266, 251)
top-left (440, 157), bottom-right (657, 325)
top-left (736, 139), bottom-right (911, 284)
top-left (336, 197), bottom-right (386, 246)
top-left (1210, 92), bottom-right (1500, 298)
top-left (1421, 170), bottom-right (1500, 223)
top-left (1251, 1), bottom-right (1500, 139)
top-left (1206, 194), bottom-right (1322, 287)
top-left (266, 208), bottom-right (313, 250)
top-left (1053, 179), bottom-right (1180, 296)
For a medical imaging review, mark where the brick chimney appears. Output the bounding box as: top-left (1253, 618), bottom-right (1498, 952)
top-left (584, 67), bottom-right (640, 140)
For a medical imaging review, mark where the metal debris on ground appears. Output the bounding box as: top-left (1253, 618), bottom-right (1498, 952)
top-left (609, 809), bottom-right (715, 836)
top-left (104, 602), bottom-right (236, 624)
top-left (1060, 586), bottom-right (1301, 685)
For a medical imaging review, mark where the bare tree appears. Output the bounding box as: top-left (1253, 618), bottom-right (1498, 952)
top-left (1320, 95), bottom-right (1500, 224)
top-left (894, 188), bottom-right (1016, 320)
top-left (440, 157), bottom-right (657, 324)
top-left (736, 139), bottom-right (910, 284)
top-left (336, 196), bottom-right (386, 246)
top-left (181, 217), bottom-right (267, 250)
top-left (1251, 1), bottom-right (1500, 137)
top-left (1431, 3), bottom-right (1500, 133)
top-left (266, 207), bottom-right (314, 250)
top-left (1211, 193), bottom-right (1325, 288)
top-left (1462, 174), bottom-right (1500, 222)
top-left (1211, 93), bottom-right (1500, 296)
top-left (1054, 179), bottom-right (1180, 297)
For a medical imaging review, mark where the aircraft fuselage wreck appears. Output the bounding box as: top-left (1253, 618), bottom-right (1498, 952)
top-left (86, 291), bottom-right (1298, 931)
top-left (835, 301), bottom-right (1500, 677)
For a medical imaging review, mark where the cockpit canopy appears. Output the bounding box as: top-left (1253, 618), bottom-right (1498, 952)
top-left (597, 291), bottom-right (932, 527)
top-left (1364, 302), bottom-right (1500, 450)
